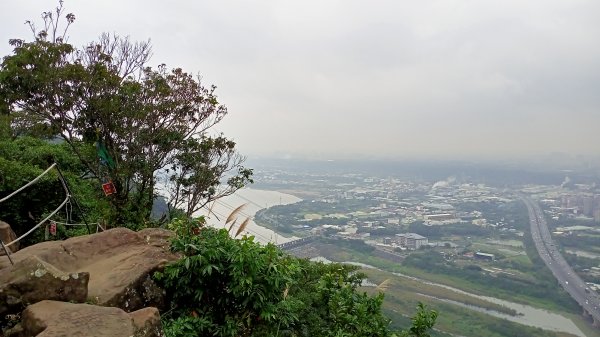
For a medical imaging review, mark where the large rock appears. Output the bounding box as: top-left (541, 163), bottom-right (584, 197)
top-left (0, 227), bottom-right (178, 312)
top-left (14, 300), bottom-right (163, 337)
top-left (0, 256), bottom-right (89, 317)
top-left (0, 220), bottom-right (19, 254)
top-left (130, 307), bottom-right (164, 337)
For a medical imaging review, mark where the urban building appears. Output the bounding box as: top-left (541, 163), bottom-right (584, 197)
top-left (474, 252), bottom-right (495, 261)
top-left (396, 233), bottom-right (428, 249)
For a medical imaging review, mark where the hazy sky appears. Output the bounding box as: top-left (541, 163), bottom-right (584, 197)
top-left (2, 1), bottom-right (600, 160)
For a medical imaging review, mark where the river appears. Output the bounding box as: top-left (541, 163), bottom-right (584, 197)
top-left (197, 189), bottom-right (586, 336)
top-left (332, 260), bottom-right (586, 337)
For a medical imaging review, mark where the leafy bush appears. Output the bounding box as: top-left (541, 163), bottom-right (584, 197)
top-left (156, 218), bottom-right (299, 336)
top-left (154, 218), bottom-right (429, 337)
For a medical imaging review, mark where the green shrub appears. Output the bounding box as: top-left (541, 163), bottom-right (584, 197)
top-left (155, 217), bottom-right (416, 337)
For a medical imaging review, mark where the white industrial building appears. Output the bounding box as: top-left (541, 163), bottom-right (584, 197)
top-left (395, 233), bottom-right (428, 250)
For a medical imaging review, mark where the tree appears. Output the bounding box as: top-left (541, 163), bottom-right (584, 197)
top-left (400, 303), bottom-right (438, 337)
top-left (165, 136), bottom-right (252, 217)
top-left (0, 2), bottom-right (252, 224)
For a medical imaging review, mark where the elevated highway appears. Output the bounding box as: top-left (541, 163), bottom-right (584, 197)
top-left (523, 196), bottom-right (600, 328)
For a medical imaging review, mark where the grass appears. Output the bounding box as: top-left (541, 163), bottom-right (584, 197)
top-left (314, 241), bottom-right (576, 313)
top-left (505, 253), bottom-right (534, 265)
top-left (565, 313), bottom-right (600, 337)
top-left (392, 264), bottom-right (572, 313)
top-left (318, 242), bottom-right (599, 336)
top-left (364, 268), bottom-right (517, 316)
top-left (366, 278), bottom-right (577, 337)
top-left (470, 241), bottom-right (523, 257)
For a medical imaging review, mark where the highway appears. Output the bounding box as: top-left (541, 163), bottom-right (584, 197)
top-left (523, 196), bottom-right (600, 326)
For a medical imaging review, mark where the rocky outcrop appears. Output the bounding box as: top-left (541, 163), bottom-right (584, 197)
top-left (8, 300), bottom-right (163, 337)
top-left (0, 228), bottom-right (176, 336)
top-left (0, 220), bottom-right (19, 254)
top-left (0, 256), bottom-right (89, 317)
top-left (0, 227), bottom-right (178, 312)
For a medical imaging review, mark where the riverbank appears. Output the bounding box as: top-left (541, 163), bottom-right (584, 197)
top-left (194, 189), bottom-right (593, 337)
top-left (193, 188), bottom-right (302, 244)
top-left (303, 242), bottom-right (590, 337)
top-left (318, 255), bottom-right (586, 337)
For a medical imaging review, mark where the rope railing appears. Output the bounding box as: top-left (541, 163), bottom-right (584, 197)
top-left (4, 195), bottom-right (69, 248)
top-left (1, 163), bottom-right (93, 265)
top-left (47, 220), bottom-right (99, 227)
top-left (44, 220), bottom-right (104, 239)
top-left (0, 163), bottom-right (57, 204)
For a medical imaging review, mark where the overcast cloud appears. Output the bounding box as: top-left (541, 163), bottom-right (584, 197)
top-left (2, 1), bottom-right (600, 161)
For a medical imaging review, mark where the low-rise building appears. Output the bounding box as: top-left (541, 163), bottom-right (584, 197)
top-left (425, 213), bottom-right (455, 221)
top-left (474, 252), bottom-right (495, 261)
top-left (396, 233), bottom-right (428, 249)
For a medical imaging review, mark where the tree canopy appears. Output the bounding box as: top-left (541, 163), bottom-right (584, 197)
top-left (0, 2), bottom-right (252, 225)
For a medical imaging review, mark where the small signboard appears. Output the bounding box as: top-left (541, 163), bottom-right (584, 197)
top-left (102, 181), bottom-right (117, 196)
top-left (49, 221), bottom-right (57, 236)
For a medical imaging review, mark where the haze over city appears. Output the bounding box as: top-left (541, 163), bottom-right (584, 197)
top-left (2, 1), bottom-right (600, 161)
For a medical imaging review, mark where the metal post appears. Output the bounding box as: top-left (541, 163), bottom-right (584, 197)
top-left (54, 163), bottom-right (92, 235)
top-left (1, 240), bottom-right (14, 265)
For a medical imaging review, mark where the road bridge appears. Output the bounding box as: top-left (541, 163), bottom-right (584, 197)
top-left (523, 196), bottom-right (600, 328)
top-left (276, 236), bottom-right (316, 250)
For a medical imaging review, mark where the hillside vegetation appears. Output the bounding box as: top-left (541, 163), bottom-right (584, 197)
top-left (155, 217), bottom-right (437, 337)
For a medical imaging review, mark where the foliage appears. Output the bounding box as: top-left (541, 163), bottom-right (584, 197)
top-left (408, 222), bottom-right (492, 240)
top-left (156, 218), bottom-right (302, 337)
top-left (285, 259), bottom-right (390, 337)
top-left (254, 198), bottom-right (382, 236)
top-left (0, 2), bottom-right (252, 224)
top-left (322, 237), bottom-right (375, 253)
top-left (403, 249), bottom-right (579, 312)
top-left (0, 135), bottom-right (110, 246)
top-left (557, 234), bottom-right (600, 252)
top-left (563, 252), bottom-right (600, 270)
top-left (154, 218), bottom-right (434, 337)
top-left (0, 115), bottom-right (11, 140)
top-left (399, 303), bottom-right (438, 337)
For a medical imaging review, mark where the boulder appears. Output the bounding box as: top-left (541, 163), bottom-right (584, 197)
top-left (0, 256), bottom-right (89, 317)
top-left (14, 300), bottom-right (163, 337)
top-left (0, 220), bottom-right (19, 254)
top-left (0, 227), bottom-right (178, 312)
top-left (130, 307), bottom-right (164, 337)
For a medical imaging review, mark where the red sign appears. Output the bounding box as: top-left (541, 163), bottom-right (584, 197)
top-left (102, 181), bottom-right (117, 196)
top-left (49, 222), bottom-right (57, 236)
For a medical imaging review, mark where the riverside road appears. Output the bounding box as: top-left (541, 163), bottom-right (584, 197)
top-left (523, 196), bottom-right (600, 326)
